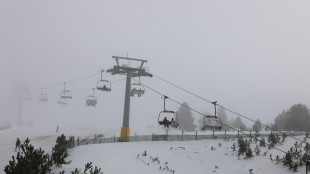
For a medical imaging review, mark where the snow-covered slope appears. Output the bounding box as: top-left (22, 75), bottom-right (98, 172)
top-left (0, 125), bottom-right (309, 174)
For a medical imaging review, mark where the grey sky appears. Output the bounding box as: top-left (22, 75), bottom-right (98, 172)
top-left (1, 0), bottom-right (310, 131)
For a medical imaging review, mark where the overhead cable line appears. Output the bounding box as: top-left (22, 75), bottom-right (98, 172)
top-left (41, 78), bottom-right (126, 95)
top-left (30, 71), bottom-right (102, 91)
top-left (133, 79), bottom-right (287, 154)
top-left (66, 72), bottom-right (101, 85)
top-left (153, 74), bottom-right (306, 143)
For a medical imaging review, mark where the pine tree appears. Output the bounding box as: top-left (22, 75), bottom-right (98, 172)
top-left (237, 138), bottom-right (247, 157)
top-left (254, 130), bottom-right (260, 143)
top-left (217, 106), bottom-right (230, 131)
top-left (268, 132), bottom-right (278, 149)
top-left (282, 151), bottom-right (293, 168)
top-left (304, 142), bottom-right (310, 154)
top-left (52, 134), bottom-right (72, 167)
top-left (281, 132), bottom-right (287, 143)
top-left (275, 155), bottom-right (281, 164)
top-left (254, 145), bottom-right (260, 155)
top-left (259, 137), bottom-right (266, 147)
top-left (176, 102), bottom-right (196, 131)
top-left (4, 138), bottom-right (51, 174)
top-left (252, 119), bottom-right (262, 131)
top-left (245, 147), bottom-right (254, 158)
top-left (231, 143), bottom-right (236, 151)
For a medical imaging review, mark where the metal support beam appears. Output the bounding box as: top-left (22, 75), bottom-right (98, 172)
top-left (120, 73), bottom-right (132, 141)
top-left (123, 73), bottom-right (131, 128)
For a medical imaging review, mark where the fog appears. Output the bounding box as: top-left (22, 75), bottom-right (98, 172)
top-left (1, 0), bottom-right (310, 134)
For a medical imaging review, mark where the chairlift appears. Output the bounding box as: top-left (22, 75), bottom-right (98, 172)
top-left (130, 77), bottom-right (145, 97)
top-left (97, 70), bottom-right (111, 91)
top-left (86, 88), bottom-right (97, 107)
top-left (202, 101), bottom-right (223, 131)
top-left (24, 89), bottom-right (32, 100)
top-left (38, 88), bottom-right (48, 102)
top-left (60, 82), bottom-right (72, 99)
top-left (158, 96), bottom-right (179, 128)
top-left (57, 97), bottom-right (67, 105)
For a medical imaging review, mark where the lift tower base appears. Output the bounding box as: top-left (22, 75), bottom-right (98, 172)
top-left (120, 126), bottom-right (130, 142)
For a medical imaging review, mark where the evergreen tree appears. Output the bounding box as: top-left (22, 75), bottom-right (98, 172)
top-left (281, 132), bottom-right (287, 143)
top-left (304, 142), bottom-right (310, 154)
top-left (4, 138), bottom-right (51, 174)
top-left (231, 143), bottom-right (236, 151)
top-left (259, 137), bottom-right (266, 147)
top-left (245, 147), bottom-right (254, 158)
top-left (254, 130), bottom-right (260, 143)
top-left (52, 134), bottom-right (72, 167)
top-left (273, 104), bottom-right (310, 131)
top-left (252, 119), bottom-right (262, 131)
top-left (254, 145), bottom-right (260, 155)
top-left (282, 151), bottom-right (293, 168)
top-left (237, 138), bottom-right (247, 157)
top-left (217, 106), bottom-right (230, 131)
top-left (198, 112), bottom-right (209, 130)
top-left (268, 132), bottom-right (278, 149)
top-left (233, 117), bottom-right (247, 131)
top-left (176, 102), bottom-right (196, 131)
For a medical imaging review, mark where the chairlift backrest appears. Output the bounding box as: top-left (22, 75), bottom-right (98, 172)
top-left (202, 115), bottom-right (222, 131)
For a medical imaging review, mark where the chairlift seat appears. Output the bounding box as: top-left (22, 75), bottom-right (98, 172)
top-left (158, 121), bottom-right (171, 126)
top-left (39, 94), bottom-right (48, 102)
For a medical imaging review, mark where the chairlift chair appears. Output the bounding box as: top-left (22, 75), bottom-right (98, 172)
top-left (57, 97), bottom-right (67, 105)
top-left (38, 88), bottom-right (48, 102)
top-left (60, 83), bottom-right (72, 99)
top-left (202, 101), bottom-right (223, 131)
top-left (24, 89), bottom-right (32, 100)
top-left (24, 93), bottom-right (32, 100)
top-left (39, 94), bottom-right (48, 102)
top-left (97, 70), bottom-right (111, 91)
top-left (158, 96), bottom-right (179, 128)
top-left (130, 83), bottom-right (145, 97)
top-left (86, 88), bottom-right (97, 107)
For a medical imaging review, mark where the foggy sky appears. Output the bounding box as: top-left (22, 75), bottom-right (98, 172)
top-left (1, 0), bottom-right (310, 132)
